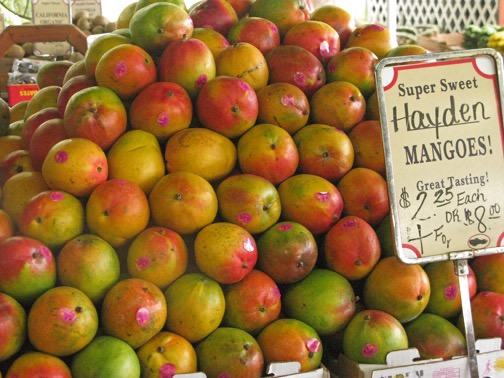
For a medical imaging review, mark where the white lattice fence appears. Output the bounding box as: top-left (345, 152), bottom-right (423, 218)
top-left (367, 0), bottom-right (501, 32)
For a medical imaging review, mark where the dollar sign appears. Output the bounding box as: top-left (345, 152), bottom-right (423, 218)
top-left (399, 187), bottom-right (411, 208)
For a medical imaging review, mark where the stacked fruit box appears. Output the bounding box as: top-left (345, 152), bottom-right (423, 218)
top-left (331, 338), bottom-right (504, 377)
top-left (1, 1), bottom-right (504, 378)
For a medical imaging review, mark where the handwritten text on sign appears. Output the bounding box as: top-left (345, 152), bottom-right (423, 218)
top-left (380, 54), bottom-right (504, 261)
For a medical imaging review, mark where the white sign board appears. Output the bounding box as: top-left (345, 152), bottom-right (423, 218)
top-left (32, 0), bottom-right (72, 56)
top-left (375, 49), bottom-right (504, 264)
top-left (70, 0), bottom-right (102, 19)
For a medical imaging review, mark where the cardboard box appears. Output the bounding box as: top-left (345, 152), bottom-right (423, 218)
top-left (171, 362), bottom-right (331, 378)
top-left (7, 84), bottom-right (39, 106)
top-left (330, 338), bottom-right (504, 378)
top-left (264, 362), bottom-right (331, 378)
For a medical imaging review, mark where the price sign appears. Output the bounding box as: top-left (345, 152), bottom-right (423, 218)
top-left (375, 48), bottom-right (504, 264)
top-left (32, 0), bottom-right (72, 56)
top-left (70, 0), bottom-right (102, 19)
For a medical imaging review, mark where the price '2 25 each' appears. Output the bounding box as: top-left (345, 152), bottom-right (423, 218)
top-left (407, 187), bottom-right (454, 220)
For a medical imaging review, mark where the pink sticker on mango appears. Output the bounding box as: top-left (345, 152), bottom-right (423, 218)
top-left (238, 80), bottom-right (251, 91)
top-left (243, 237), bottom-right (255, 253)
top-left (314, 191), bottom-right (330, 202)
top-left (58, 307), bottom-right (77, 324)
top-left (319, 41), bottom-right (331, 59)
top-left (136, 307), bottom-right (150, 327)
top-left (135, 256), bottom-right (151, 271)
top-left (195, 74), bottom-right (208, 89)
top-left (236, 212), bottom-right (252, 225)
top-left (55, 150), bottom-right (68, 163)
top-left (159, 363), bottom-right (176, 378)
top-left (273, 285), bottom-right (281, 298)
top-left (281, 94), bottom-right (296, 107)
top-left (277, 223), bottom-right (293, 232)
top-left (157, 112), bottom-right (170, 128)
top-left (114, 61), bottom-right (127, 79)
top-left (39, 246), bottom-right (52, 260)
top-left (370, 24), bottom-right (385, 31)
top-left (50, 191), bottom-right (64, 201)
top-left (444, 282), bottom-right (458, 300)
top-left (306, 338), bottom-right (322, 353)
top-left (362, 343), bottom-right (378, 358)
top-left (294, 72), bottom-right (307, 86)
top-left (343, 218), bottom-right (358, 229)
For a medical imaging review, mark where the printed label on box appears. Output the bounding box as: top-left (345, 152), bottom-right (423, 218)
top-left (8, 84), bottom-right (39, 106)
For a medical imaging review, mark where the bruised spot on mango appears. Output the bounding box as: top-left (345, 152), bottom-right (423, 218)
top-left (327, 62), bottom-right (337, 74)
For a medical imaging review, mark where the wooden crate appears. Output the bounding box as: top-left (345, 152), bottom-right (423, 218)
top-left (0, 24), bottom-right (88, 59)
top-left (0, 24), bottom-right (87, 104)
